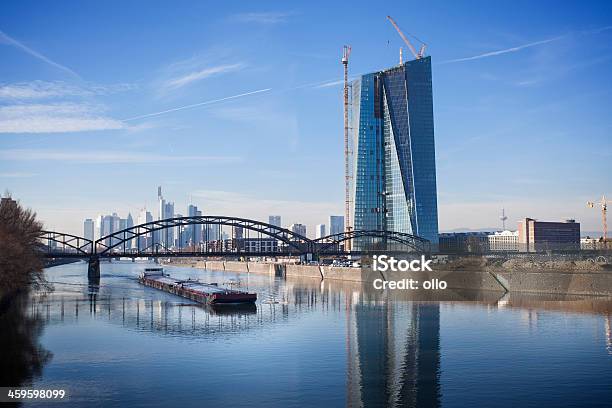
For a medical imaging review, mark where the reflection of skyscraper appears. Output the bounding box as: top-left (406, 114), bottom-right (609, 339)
top-left (350, 57), bottom-right (439, 244)
top-left (347, 299), bottom-right (440, 408)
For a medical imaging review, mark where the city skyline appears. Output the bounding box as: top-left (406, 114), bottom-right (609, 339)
top-left (1, 1), bottom-right (611, 237)
top-left (80, 186), bottom-right (347, 240)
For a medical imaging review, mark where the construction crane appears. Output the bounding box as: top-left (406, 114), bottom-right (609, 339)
top-left (386, 15), bottom-right (426, 62)
top-left (587, 195), bottom-right (611, 241)
top-left (342, 45), bottom-right (352, 250)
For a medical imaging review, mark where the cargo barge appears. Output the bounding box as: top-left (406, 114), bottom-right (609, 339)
top-left (138, 268), bottom-right (257, 305)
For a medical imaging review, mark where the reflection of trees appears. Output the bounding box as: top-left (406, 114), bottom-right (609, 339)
top-left (0, 292), bottom-right (52, 386)
top-left (0, 195), bottom-right (51, 387)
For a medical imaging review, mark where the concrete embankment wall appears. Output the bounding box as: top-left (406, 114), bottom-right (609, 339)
top-left (193, 261), bottom-right (612, 296)
top-left (285, 265), bottom-right (323, 279)
top-left (321, 266), bottom-right (380, 282)
top-left (495, 270), bottom-right (612, 297)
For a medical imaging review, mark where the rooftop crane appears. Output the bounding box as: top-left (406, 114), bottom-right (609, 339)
top-left (386, 16), bottom-right (427, 62)
top-left (587, 195), bottom-right (612, 241)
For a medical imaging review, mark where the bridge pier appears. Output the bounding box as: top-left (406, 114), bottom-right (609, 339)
top-left (88, 256), bottom-right (100, 280)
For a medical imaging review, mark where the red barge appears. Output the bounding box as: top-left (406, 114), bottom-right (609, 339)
top-left (138, 268), bottom-right (257, 305)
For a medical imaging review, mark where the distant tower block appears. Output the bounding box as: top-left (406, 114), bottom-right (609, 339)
top-left (500, 208), bottom-right (508, 230)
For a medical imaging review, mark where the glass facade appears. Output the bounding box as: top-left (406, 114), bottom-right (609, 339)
top-left (350, 57), bottom-right (439, 244)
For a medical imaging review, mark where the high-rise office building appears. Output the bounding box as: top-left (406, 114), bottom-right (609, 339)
top-left (269, 215), bottom-right (281, 228)
top-left (315, 224), bottom-right (326, 239)
top-left (126, 213), bottom-right (134, 249)
top-left (157, 187), bottom-right (175, 248)
top-left (138, 209), bottom-right (153, 249)
top-left (329, 215), bottom-right (344, 236)
top-left (83, 218), bottom-right (94, 242)
top-left (290, 223), bottom-right (307, 237)
top-left (350, 57), bottom-right (439, 243)
top-left (96, 214), bottom-right (114, 246)
top-left (185, 204), bottom-right (202, 247)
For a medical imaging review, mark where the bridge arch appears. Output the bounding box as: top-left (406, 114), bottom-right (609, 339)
top-left (38, 231), bottom-right (93, 255)
top-left (95, 215), bottom-right (313, 256)
top-left (314, 230), bottom-right (430, 254)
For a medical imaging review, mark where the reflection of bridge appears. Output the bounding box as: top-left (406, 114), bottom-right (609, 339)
top-left (38, 215), bottom-right (431, 278)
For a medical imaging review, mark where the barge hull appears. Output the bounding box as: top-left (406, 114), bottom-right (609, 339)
top-left (139, 275), bottom-right (256, 305)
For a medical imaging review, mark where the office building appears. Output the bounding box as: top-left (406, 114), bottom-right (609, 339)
top-left (488, 230), bottom-right (519, 252)
top-left (83, 218), bottom-right (94, 242)
top-left (350, 57), bottom-right (439, 244)
top-left (126, 213), bottom-right (134, 249)
top-left (518, 218), bottom-right (580, 251)
top-left (269, 215), bottom-right (281, 228)
top-left (315, 224), bottom-right (326, 239)
top-left (157, 187), bottom-right (175, 248)
top-left (439, 232), bottom-right (491, 253)
top-left (185, 204), bottom-right (202, 248)
top-left (329, 215), bottom-right (344, 236)
top-left (137, 209), bottom-right (153, 249)
top-left (290, 223), bottom-right (307, 237)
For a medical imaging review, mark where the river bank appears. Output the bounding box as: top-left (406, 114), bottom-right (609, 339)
top-left (162, 259), bottom-right (612, 297)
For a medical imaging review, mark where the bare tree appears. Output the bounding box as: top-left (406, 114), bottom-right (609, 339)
top-left (0, 195), bottom-right (46, 294)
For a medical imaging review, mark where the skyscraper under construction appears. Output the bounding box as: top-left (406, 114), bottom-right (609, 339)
top-left (350, 56), bottom-right (439, 244)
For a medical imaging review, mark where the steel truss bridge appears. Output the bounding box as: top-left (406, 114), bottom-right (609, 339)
top-left (38, 215), bottom-right (430, 276)
top-left (39, 215), bottom-right (431, 258)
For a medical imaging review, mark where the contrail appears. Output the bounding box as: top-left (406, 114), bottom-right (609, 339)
top-left (441, 25), bottom-right (612, 65)
top-left (0, 30), bottom-right (80, 78)
top-left (440, 35), bottom-right (567, 64)
top-left (123, 88), bottom-right (272, 121)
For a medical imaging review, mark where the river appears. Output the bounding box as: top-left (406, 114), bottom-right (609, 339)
top-left (5, 261), bottom-right (612, 407)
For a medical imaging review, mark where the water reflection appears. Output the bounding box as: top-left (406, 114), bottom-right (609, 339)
top-left (0, 291), bottom-right (52, 387)
top-left (347, 300), bottom-right (440, 408)
top-left (16, 264), bottom-right (612, 407)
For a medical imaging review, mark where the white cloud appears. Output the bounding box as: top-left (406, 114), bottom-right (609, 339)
top-left (0, 103), bottom-right (125, 133)
top-left (0, 30), bottom-right (79, 78)
top-left (0, 149), bottom-right (242, 164)
top-left (0, 171), bottom-right (37, 178)
top-left (0, 80), bottom-right (136, 100)
top-left (231, 12), bottom-right (294, 24)
top-left (164, 63), bottom-right (245, 90)
top-left (0, 81), bottom-right (85, 99)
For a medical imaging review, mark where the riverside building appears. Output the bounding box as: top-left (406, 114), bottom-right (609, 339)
top-left (350, 56), bottom-right (439, 246)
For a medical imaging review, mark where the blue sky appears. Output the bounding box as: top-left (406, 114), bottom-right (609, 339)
top-left (1, 0), bottom-right (611, 237)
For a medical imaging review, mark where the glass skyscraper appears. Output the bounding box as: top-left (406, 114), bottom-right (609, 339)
top-left (350, 56), bottom-right (439, 244)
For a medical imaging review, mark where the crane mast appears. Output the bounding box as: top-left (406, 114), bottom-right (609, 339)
top-left (587, 195), bottom-right (611, 241)
top-left (342, 45), bottom-right (352, 250)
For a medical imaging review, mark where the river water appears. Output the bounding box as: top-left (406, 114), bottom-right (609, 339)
top-left (7, 261), bottom-right (612, 407)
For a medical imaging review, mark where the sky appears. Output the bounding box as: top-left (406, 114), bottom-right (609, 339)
top-left (1, 0), bottom-right (611, 238)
